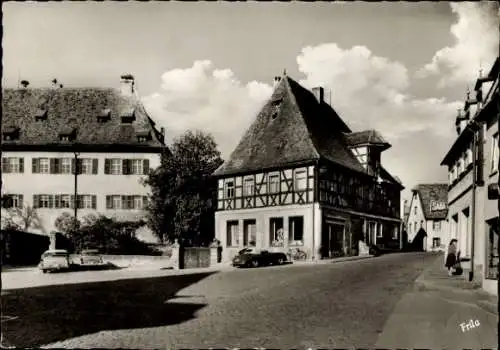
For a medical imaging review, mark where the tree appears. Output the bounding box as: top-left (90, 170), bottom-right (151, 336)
top-left (144, 130), bottom-right (223, 245)
top-left (54, 212), bottom-right (80, 235)
top-left (1, 204), bottom-right (41, 231)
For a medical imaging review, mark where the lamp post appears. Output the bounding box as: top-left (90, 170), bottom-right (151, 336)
top-left (74, 149), bottom-right (80, 230)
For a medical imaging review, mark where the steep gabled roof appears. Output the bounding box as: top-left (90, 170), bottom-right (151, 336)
top-left (1, 87), bottom-right (165, 148)
top-left (344, 130), bottom-right (391, 151)
top-left (214, 75), bottom-right (365, 176)
top-left (380, 166), bottom-right (405, 189)
top-left (412, 183), bottom-right (448, 220)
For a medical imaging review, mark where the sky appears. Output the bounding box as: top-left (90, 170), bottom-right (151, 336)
top-left (3, 1), bottom-right (499, 201)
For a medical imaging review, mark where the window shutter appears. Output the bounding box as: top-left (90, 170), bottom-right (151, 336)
top-left (70, 195), bottom-right (75, 209)
top-left (77, 195), bottom-right (83, 209)
top-left (2, 158), bottom-right (9, 174)
top-left (121, 159), bottom-right (129, 175)
top-left (33, 195), bottom-right (38, 208)
top-left (54, 195), bottom-right (60, 209)
top-left (32, 158), bottom-right (39, 174)
top-left (19, 158), bottom-right (24, 173)
top-left (121, 195), bottom-right (127, 209)
top-left (71, 159), bottom-right (76, 174)
top-left (92, 195), bottom-right (97, 209)
top-left (92, 159), bottom-right (98, 174)
top-left (142, 196), bottom-right (148, 208)
top-left (55, 158), bottom-right (61, 174)
top-left (143, 159), bottom-right (150, 175)
top-left (48, 195), bottom-right (54, 208)
top-left (104, 159), bottom-right (110, 174)
top-left (18, 195), bottom-right (24, 208)
top-left (106, 196), bottom-right (112, 209)
top-left (50, 158), bottom-right (56, 174)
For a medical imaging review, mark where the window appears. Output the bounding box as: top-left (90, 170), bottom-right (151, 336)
top-left (105, 195), bottom-right (122, 209)
top-left (433, 221), bottom-right (441, 231)
top-left (420, 220), bottom-right (424, 228)
top-left (243, 219), bottom-right (257, 246)
top-left (110, 159), bottom-right (121, 175)
top-left (392, 226), bottom-right (399, 239)
top-left (32, 158), bottom-right (50, 174)
top-left (432, 237), bottom-right (441, 248)
top-left (1, 157), bottom-right (24, 173)
top-left (134, 196), bottom-right (143, 210)
top-left (414, 206), bottom-right (417, 215)
top-left (376, 222), bottom-right (383, 238)
top-left (269, 217), bottom-right (284, 246)
top-left (414, 222), bottom-right (417, 233)
top-left (243, 177), bottom-right (254, 196)
top-left (458, 158), bottom-right (464, 174)
top-left (34, 194), bottom-right (52, 208)
top-left (465, 148), bottom-right (473, 167)
top-left (491, 133), bottom-right (499, 173)
top-left (289, 216), bottom-right (304, 245)
top-left (81, 195), bottom-right (94, 209)
top-left (269, 173), bottom-right (280, 193)
top-left (131, 159), bottom-right (143, 175)
top-left (61, 158), bottom-right (72, 174)
top-left (294, 170), bottom-right (307, 191)
top-left (486, 221), bottom-right (499, 280)
top-left (60, 195), bottom-right (71, 208)
top-left (81, 159), bottom-right (93, 174)
top-left (105, 195), bottom-right (146, 210)
top-left (226, 221), bottom-right (239, 247)
top-left (225, 181), bottom-right (234, 198)
top-left (5, 194), bottom-right (24, 209)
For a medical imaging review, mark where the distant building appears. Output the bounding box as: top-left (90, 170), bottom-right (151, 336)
top-left (1, 75), bottom-right (167, 239)
top-left (406, 184), bottom-right (448, 252)
top-left (440, 56), bottom-right (499, 296)
top-left (213, 74), bottom-right (404, 262)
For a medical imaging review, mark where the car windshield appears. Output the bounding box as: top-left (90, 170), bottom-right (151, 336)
top-left (238, 248), bottom-right (256, 255)
top-left (43, 252), bottom-right (68, 257)
top-left (82, 250), bottom-right (99, 255)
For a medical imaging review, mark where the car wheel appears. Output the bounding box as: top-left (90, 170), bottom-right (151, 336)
top-left (42, 269), bottom-right (47, 274)
top-left (277, 257), bottom-right (284, 265)
top-left (250, 260), bottom-right (259, 268)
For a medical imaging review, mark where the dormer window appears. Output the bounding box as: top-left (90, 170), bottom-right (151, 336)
top-left (98, 108), bottom-right (111, 123)
top-left (34, 109), bottom-right (47, 121)
top-left (136, 130), bottom-right (151, 143)
top-left (120, 108), bottom-right (135, 124)
top-left (59, 127), bottom-right (76, 142)
top-left (271, 97), bottom-right (283, 120)
top-left (2, 126), bottom-right (20, 141)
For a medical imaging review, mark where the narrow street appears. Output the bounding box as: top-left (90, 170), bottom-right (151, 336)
top-left (0, 252), bottom-right (466, 349)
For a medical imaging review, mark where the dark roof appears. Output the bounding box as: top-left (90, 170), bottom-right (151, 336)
top-left (2, 87), bottom-right (165, 148)
top-left (412, 183), bottom-right (448, 220)
top-left (380, 166), bottom-right (404, 189)
top-left (344, 130), bottom-right (391, 150)
top-left (214, 75), bottom-right (370, 176)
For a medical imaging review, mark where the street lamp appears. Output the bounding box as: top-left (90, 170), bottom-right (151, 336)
top-left (73, 148), bottom-right (80, 230)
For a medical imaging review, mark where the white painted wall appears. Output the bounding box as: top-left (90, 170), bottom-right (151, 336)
top-left (215, 203), bottom-right (315, 262)
top-left (406, 192), bottom-right (426, 243)
top-left (1, 151), bottom-right (161, 236)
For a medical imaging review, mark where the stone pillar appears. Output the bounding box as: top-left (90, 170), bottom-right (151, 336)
top-left (209, 239), bottom-right (219, 266)
top-left (49, 232), bottom-right (56, 250)
top-left (169, 239), bottom-right (181, 270)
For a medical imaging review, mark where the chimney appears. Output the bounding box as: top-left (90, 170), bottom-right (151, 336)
top-left (160, 127), bottom-right (165, 136)
top-left (120, 74), bottom-right (135, 96)
top-left (273, 76), bottom-right (281, 88)
top-left (312, 87), bottom-right (324, 103)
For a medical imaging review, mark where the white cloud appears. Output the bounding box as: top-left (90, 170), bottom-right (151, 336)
top-left (416, 2), bottom-right (499, 87)
top-left (296, 43), bottom-right (462, 141)
top-left (142, 60), bottom-right (273, 157)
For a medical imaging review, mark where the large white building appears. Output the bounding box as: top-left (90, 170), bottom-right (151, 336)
top-left (213, 74), bottom-right (403, 263)
top-left (1, 75), bottom-right (166, 239)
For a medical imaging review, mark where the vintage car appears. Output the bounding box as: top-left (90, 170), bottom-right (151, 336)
top-left (232, 248), bottom-right (288, 268)
top-left (39, 249), bottom-right (71, 273)
top-left (78, 249), bottom-right (104, 265)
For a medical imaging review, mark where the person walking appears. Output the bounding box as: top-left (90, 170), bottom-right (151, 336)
top-left (445, 239), bottom-right (458, 276)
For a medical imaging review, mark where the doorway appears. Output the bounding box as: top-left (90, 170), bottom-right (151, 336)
top-left (321, 222), bottom-right (345, 258)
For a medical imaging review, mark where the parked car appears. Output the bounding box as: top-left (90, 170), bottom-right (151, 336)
top-left (369, 245), bottom-right (381, 257)
top-left (232, 248), bottom-right (288, 268)
top-left (78, 249), bottom-right (104, 265)
top-left (39, 249), bottom-right (71, 273)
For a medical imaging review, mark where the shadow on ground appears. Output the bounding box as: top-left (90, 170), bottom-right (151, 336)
top-left (1, 272), bottom-right (216, 348)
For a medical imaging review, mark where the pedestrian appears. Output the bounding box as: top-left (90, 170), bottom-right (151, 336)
top-left (445, 239), bottom-right (458, 276)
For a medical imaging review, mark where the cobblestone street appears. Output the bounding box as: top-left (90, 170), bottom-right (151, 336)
top-left (1, 252), bottom-right (461, 349)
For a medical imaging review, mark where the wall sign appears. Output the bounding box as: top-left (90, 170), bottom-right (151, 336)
top-left (430, 200), bottom-right (446, 211)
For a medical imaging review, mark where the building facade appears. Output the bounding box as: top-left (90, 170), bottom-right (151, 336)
top-left (213, 75), bottom-right (403, 262)
top-left (1, 75), bottom-right (166, 239)
top-left (406, 184), bottom-right (448, 252)
top-left (441, 57), bottom-right (499, 296)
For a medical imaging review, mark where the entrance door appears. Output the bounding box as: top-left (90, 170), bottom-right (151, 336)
top-left (321, 222), bottom-right (345, 258)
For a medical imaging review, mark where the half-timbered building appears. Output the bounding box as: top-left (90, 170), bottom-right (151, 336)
top-left (213, 74), bottom-right (404, 262)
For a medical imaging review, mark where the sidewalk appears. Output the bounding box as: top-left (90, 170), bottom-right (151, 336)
top-left (376, 255), bottom-right (498, 349)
